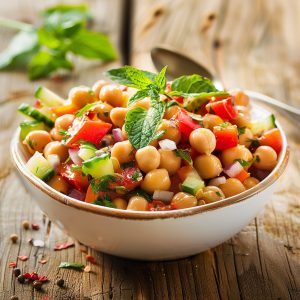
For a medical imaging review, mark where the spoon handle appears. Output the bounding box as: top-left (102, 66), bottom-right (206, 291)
top-left (245, 90), bottom-right (300, 118)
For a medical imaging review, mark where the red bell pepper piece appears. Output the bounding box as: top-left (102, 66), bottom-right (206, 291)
top-left (66, 121), bottom-right (112, 147)
top-left (258, 128), bottom-right (282, 154)
top-left (213, 124), bottom-right (238, 150)
top-left (206, 97), bottom-right (238, 120)
top-left (235, 169), bottom-right (250, 182)
top-left (174, 109), bottom-right (200, 139)
top-left (52, 104), bottom-right (78, 116)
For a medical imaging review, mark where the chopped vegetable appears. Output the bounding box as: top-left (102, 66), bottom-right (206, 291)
top-left (213, 124), bottom-right (238, 151)
top-left (35, 86), bottom-right (64, 107)
top-left (19, 120), bottom-right (45, 140)
top-left (82, 154), bottom-right (114, 178)
top-left (26, 152), bottom-right (54, 181)
top-left (174, 109), bottom-right (200, 139)
top-left (250, 114), bottom-right (276, 135)
top-left (258, 128), bottom-right (282, 154)
top-left (205, 97), bottom-right (238, 120)
top-left (181, 176), bottom-right (205, 196)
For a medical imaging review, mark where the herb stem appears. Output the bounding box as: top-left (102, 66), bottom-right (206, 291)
top-left (0, 17), bottom-right (34, 32)
top-left (163, 93), bottom-right (173, 101)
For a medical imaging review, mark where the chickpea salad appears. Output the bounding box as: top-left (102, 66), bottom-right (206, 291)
top-left (18, 66), bottom-right (283, 211)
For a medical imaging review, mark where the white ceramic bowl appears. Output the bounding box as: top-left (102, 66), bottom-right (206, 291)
top-left (11, 98), bottom-right (289, 261)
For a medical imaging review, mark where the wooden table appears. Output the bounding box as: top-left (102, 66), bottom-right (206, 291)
top-left (0, 0), bottom-right (299, 299)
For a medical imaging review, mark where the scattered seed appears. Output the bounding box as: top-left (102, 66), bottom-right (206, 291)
top-left (17, 275), bottom-right (25, 284)
top-left (56, 278), bottom-right (64, 287)
top-left (33, 239), bottom-right (45, 247)
top-left (13, 268), bottom-right (21, 277)
top-left (8, 262), bottom-right (17, 268)
top-left (84, 265), bottom-right (91, 273)
top-left (31, 223), bottom-right (40, 230)
top-left (10, 296), bottom-right (19, 300)
top-left (33, 280), bottom-right (43, 290)
top-left (22, 220), bottom-right (30, 230)
top-left (10, 234), bottom-right (18, 243)
top-left (17, 255), bottom-right (29, 261)
top-left (39, 259), bottom-right (48, 264)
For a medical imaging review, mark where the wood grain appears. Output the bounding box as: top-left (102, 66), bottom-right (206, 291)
top-left (0, 0), bottom-right (299, 299)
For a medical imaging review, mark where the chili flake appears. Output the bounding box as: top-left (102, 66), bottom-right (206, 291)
top-left (17, 255), bottom-right (29, 261)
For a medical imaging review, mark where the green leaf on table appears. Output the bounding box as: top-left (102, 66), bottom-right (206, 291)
top-left (69, 29), bottom-right (117, 60)
top-left (125, 100), bottom-right (166, 149)
top-left (0, 30), bottom-right (39, 70)
top-left (175, 149), bottom-right (193, 165)
top-left (105, 66), bottom-right (156, 89)
top-left (154, 65), bottom-right (167, 90)
top-left (28, 51), bottom-right (73, 80)
top-left (59, 262), bottom-right (85, 270)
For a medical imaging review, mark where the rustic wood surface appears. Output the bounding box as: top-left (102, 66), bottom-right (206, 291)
top-left (0, 0), bottom-right (299, 299)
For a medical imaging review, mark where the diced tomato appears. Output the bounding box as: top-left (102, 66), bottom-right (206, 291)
top-left (165, 83), bottom-right (184, 103)
top-left (177, 165), bottom-right (193, 182)
top-left (206, 97), bottom-right (238, 120)
top-left (208, 95), bottom-right (229, 102)
top-left (148, 200), bottom-right (175, 211)
top-left (235, 169), bottom-right (250, 182)
top-left (52, 104), bottom-right (78, 116)
top-left (213, 125), bottom-right (238, 151)
top-left (66, 121), bottom-right (112, 147)
top-left (34, 99), bottom-right (42, 108)
top-left (169, 175), bottom-right (181, 194)
top-left (58, 164), bottom-right (89, 192)
top-left (258, 128), bottom-right (282, 154)
top-left (174, 109), bottom-right (200, 139)
top-left (165, 83), bottom-right (172, 93)
top-left (113, 167), bottom-right (142, 191)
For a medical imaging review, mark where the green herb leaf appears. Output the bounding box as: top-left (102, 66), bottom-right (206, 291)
top-left (128, 188), bottom-right (152, 202)
top-left (131, 171), bottom-right (143, 181)
top-left (235, 159), bottom-right (251, 167)
top-left (28, 51), bottom-right (73, 80)
top-left (69, 29), bottom-right (117, 60)
top-left (154, 65), bottom-right (167, 90)
top-left (175, 149), bottom-right (193, 165)
top-left (128, 89), bottom-right (150, 107)
top-left (0, 30), bottom-right (39, 70)
top-left (151, 130), bottom-right (166, 141)
top-left (93, 194), bottom-right (116, 208)
top-left (59, 262), bottom-right (85, 270)
top-left (105, 66), bottom-right (155, 89)
top-left (237, 127), bottom-right (246, 136)
top-left (166, 100), bottom-right (179, 108)
top-left (125, 101), bottom-right (166, 149)
top-left (90, 175), bottom-right (117, 193)
top-left (75, 102), bottom-right (99, 117)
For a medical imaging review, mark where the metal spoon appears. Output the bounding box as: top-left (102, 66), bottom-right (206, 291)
top-left (151, 46), bottom-right (300, 117)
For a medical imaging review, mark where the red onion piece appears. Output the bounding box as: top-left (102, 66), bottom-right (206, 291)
top-left (112, 128), bottom-right (124, 142)
top-left (208, 176), bottom-right (226, 186)
top-left (153, 190), bottom-right (174, 203)
top-left (158, 139), bottom-right (177, 150)
top-left (223, 161), bottom-right (243, 177)
top-left (47, 154), bottom-right (60, 171)
top-left (68, 189), bottom-right (85, 201)
top-left (68, 148), bottom-right (83, 165)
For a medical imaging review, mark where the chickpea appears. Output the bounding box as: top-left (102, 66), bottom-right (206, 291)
top-left (112, 198), bottom-right (127, 210)
top-left (122, 91), bottom-right (130, 106)
top-left (203, 114), bottom-right (224, 131)
top-left (54, 114), bottom-right (74, 132)
top-left (253, 146), bottom-right (277, 171)
top-left (231, 90), bottom-right (250, 106)
top-left (171, 192), bottom-right (197, 209)
top-left (92, 80), bottom-right (109, 99)
top-left (24, 130), bottom-right (52, 154)
top-left (50, 128), bottom-right (63, 141)
top-left (111, 140), bottom-right (134, 164)
top-left (69, 86), bottom-right (97, 108)
top-left (158, 149), bottom-right (181, 175)
top-left (129, 97), bottom-right (151, 110)
top-left (194, 154), bottom-right (222, 179)
top-left (238, 128), bottom-right (253, 148)
top-left (219, 178), bottom-right (246, 197)
top-left (110, 107), bottom-right (128, 128)
top-left (141, 169), bottom-right (171, 194)
top-left (44, 141), bottom-right (69, 162)
top-left (164, 105), bottom-right (181, 119)
top-left (135, 146), bottom-right (160, 173)
top-left (231, 113), bottom-right (251, 128)
top-left (94, 103), bottom-right (113, 123)
top-left (189, 128), bottom-right (216, 154)
top-left (127, 196), bottom-right (148, 211)
top-left (243, 177), bottom-right (260, 189)
top-left (201, 186), bottom-right (225, 203)
top-left (157, 119), bottom-right (181, 144)
top-left (221, 145), bottom-right (253, 167)
top-left (111, 157), bottom-right (121, 172)
top-left (48, 175), bottom-right (70, 194)
top-left (100, 85), bottom-right (124, 107)
top-left (121, 125), bottom-right (128, 140)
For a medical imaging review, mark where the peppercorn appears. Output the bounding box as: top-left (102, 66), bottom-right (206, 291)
top-left (17, 275), bottom-right (25, 284)
top-left (33, 280), bottom-right (43, 291)
top-left (13, 268), bottom-right (21, 277)
top-left (10, 234), bottom-right (18, 243)
top-left (10, 296), bottom-right (18, 300)
top-left (22, 220), bottom-right (30, 230)
top-left (56, 278), bottom-right (64, 287)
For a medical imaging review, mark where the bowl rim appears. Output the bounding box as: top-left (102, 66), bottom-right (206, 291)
top-left (11, 95), bottom-right (289, 220)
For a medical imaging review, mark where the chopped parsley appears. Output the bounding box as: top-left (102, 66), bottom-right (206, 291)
top-left (131, 171), bottom-right (142, 181)
top-left (93, 194), bottom-right (116, 208)
top-left (234, 159), bottom-right (251, 167)
top-left (175, 149), bottom-right (193, 165)
top-left (219, 122), bottom-right (230, 128)
top-left (237, 127), bottom-right (246, 136)
top-left (90, 175), bottom-right (117, 193)
top-left (216, 191), bottom-right (222, 197)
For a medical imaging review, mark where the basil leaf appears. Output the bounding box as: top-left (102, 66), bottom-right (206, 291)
top-left (154, 65), bottom-right (167, 90)
top-left (28, 51), bottom-right (73, 80)
top-left (171, 74), bottom-right (218, 94)
top-left (59, 262), bottom-right (85, 270)
top-left (128, 89), bottom-right (150, 106)
top-left (69, 29), bottom-right (116, 60)
top-left (125, 101), bottom-right (166, 149)
top-left (0, 30), bottom-right (39, 70)
top-left (105, 66), bottom-right (155, 89)
top-left (175, 149), bottom-right (193, 165)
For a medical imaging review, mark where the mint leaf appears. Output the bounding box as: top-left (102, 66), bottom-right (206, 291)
top-left (105, 66), bottom-right (155, 89)
top-left (128, 89), bottom-right (150, 106)
top-left (90, 175), bottom-right (117, 193)
top-left (125, 101), bottom-right (166, 149)
top-left (171, 74), bottom-right (218, 94)
top-left (155, 65), bottom-right (167, 90)
top-left (175, 149), bottom-right (193, 165)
